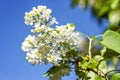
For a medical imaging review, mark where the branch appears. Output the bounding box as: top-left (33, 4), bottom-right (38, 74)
top-left (105, 70), bottom-right (120, 77)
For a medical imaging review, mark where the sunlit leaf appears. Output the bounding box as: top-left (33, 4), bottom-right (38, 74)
top-left (82, 59), bottom-right (99, 69)
top-left (86, 59), bottom-right (98, 68)
top-left (94, 75), bottom-right (105, 80)
top-left (111, 73), bottom-right (120, 80)
top-left (109, 10), bottom-right (120, 24)
top-left (101, 30), bottom-right (120, 53)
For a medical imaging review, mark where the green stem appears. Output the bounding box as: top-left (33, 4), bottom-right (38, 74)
top-left (79, 32), bottom-right (92, 58)
top-left (88, 35), bottom-right (102, 59)
top-left (88, 38), bottom-right (92, 59)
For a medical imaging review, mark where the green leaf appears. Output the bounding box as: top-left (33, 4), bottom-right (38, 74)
top-left (65, 49), bottom-right (78, 60)
top-left (44, 65), bottom-right (58, 76)
top-left (70, 23), bottom-right (75, 27)
top-left (71, 0), bottom-right (80, 8)
top-left (98, 5), bottom-right (109, 17)
top-left (109, 10), bottom-right (120, 24)
top-left (54, 28), bottom-right (60, 34)
top-left (102, 48), bottom-right (119, 58)
top-left (86, 59), bottom-right (99, 68)
top-left (93, 55), bottom-right (107, 73)
top-left (111, 73), bottom-right (120, 80)
top-left (101, 30), bottom-right (120, 53)
top-left (76, 70), bottom-right (86, 79)
top-left (94, 75), bottom-right (105, 80)
top-left (109, 24), bottom-right (120, 34)
top-left (44, 64), bottom-right (70, 80)
top-left (82, 59), bottom-right (99, 69)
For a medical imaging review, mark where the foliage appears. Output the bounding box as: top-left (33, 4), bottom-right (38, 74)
top-left (101, 30), bottom-right (120, 53)
top-left (71, 0), bottom-right (120, 25)
top-left (111, 73), bottom-right (120, 80)
top-left (44, 63), bottom-right (71, 80)
top-left (22, 5), bottom-right (120, 80)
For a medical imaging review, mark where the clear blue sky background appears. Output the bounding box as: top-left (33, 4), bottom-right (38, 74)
top-left (0, 0), bottom-right (108, 80)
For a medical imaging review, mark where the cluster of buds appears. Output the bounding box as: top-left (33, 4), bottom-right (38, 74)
top-left (22, 5), bottom-right (87, 65)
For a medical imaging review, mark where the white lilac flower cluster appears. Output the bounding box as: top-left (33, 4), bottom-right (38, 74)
top-left (22, 5), bottom-right (85, 65)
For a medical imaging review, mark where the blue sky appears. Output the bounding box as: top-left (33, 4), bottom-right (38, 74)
top-left (0, 0), bottom-right (108, 80)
